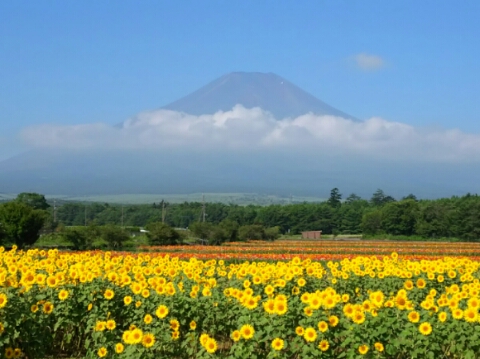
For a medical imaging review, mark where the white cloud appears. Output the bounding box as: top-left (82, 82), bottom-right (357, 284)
top-left (20, 105), bottom-right (480, 163)
top-left (353, 53), bottom-right (385, 71)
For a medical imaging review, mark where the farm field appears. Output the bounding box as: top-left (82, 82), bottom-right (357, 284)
top-left (140, 240), bottom-right (480, 261)
top-left (1, 241), bottom-right (480, 358)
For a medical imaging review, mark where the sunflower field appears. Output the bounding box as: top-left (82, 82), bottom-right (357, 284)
top-left (1, 243), bottom-right (480, 359)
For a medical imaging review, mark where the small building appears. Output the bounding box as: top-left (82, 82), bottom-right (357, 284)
top-left (301, 230), bottom-right (322, 239)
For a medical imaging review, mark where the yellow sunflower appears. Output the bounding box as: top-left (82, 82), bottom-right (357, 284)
top-left (408, 311), bottom-right (420, 323)
top-left (156, 305), bottom-right (169, 319)
top-left (240, 324), bottom-right (255, 339)
top-left (358, 344), bottom-right (369, 355)
top-left (318, 340), bottom-right (329, 352)
top-left (123, 296), bottom-right (133, 306)
top-left (130, 328), bottom-right (143, 344)
top-left (271, 338), bottom-right (284, 351)
top-left (231, 330), bottom-right (241, 342)
top-left (58, 289), bottom-right (69, 301)
top-left (142, 333), bottom-right (155, 348)
top-left (0, 294), bottom-right (8, 309)
top-left (463, 307), bottom-right (478, 323)
top-left (43, 302), bottom-right (54, 315)
top-left (115, 343), bottom-right (124, 354)
top-left (274, 300), bottom-right (288, 315)
top-left (295, 326), bottom-right (304, 336)
top-left (104, 289), bottom-right (114, 300)
top-left (97, 347), bottom-right (107, 358)
top-left (419, 322), bottom-right (432, 336)
top-left (144, 314), bottom-right (153, 325)
top-left (318, 321), bottom-right (328, 333)
top-left (95, 321), bottom-right (106, 332)
top-left (106, 319), bottom-right (116, 331)
top-left (205, 338), bottom-right (217, 353)
top-left (303, 327), bottom-right (317, 342)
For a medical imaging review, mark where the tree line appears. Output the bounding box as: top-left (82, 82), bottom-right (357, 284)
top-left (49, 188), bottom-right (480, 240)
top-left (1, 189), bottom-right (480, 248)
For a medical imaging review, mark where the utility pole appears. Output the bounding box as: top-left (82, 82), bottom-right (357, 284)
top-left (202, 194), bottom-right (206, 222)
top-left (161, 200), bottom-right (166, 223)
top-left (53, 199), bottom-right (57, 223)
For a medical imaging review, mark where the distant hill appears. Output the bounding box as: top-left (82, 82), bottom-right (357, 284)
top-left (22, 193), bottom-right (327, 206)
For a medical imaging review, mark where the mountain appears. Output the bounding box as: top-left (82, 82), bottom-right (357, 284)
top-left (1, 71), bottom-right (477, 198)
top-left (160, 72), bottom-right (357, 120)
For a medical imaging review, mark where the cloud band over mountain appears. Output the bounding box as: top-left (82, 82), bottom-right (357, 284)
top-left (20, 105), bottom-right (480, 163)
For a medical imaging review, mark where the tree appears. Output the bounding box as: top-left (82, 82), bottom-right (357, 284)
top-left (345, 193), bottom-right (362, 203)
top-left (339, 198), bottom-right (369, 234)
top-left (218, 219), bottom-right (239, 242)
top-left (101, 225), bottom-right (129, 250)
top-left (0, 201), bottom-right (47, 248)
top-left (145, 222), bottom-right (181, 245)
top-left (402, 194), bottom-right (418, 202)
top-left (209, 226), bottom-right (228, 245)
top-left (61, 224), bottom-right (99, 250)
top-left (327, 188), bottom-right (342, 208)
top-left (381, 200), bottom-right (419, 236)
top-left (189, 222), bottom-right (213, 242)
top-left (264, 226), bottom-right (281, 241)
top-left (238, 224), bottom-right (265, 241)
top-left (361, 210), bottom-right (383, 235)
top-left (62, 227), bottom-right (91, 250)
top-left (0, 225), bottom-right (5, 244)
top-left (370, 189), bottom-right (395, 207)
top-left (415, 201), bottom-right (452, 238)
top-left (16, 192), bottom-right (50, 210)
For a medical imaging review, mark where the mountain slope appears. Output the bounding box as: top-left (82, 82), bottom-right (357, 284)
top-left (161, 72), bottom-right (357, 120)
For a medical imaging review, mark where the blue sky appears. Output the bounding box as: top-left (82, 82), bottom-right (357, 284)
top-left (1, 0), bottom-right (480, 161)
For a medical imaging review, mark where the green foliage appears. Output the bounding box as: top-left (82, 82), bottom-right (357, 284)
top-left (145, 222), bottom-right (181, 245)
top-left (61, 225), bottom-right (99, 250)
top-left (402, 193), bottom-right (418, 201)
top-left (15, 192), bottom-right (50, 210)
top-left (189, 221), bottom-right (213, 241)
top-left (361, 210), bottom-right (383, 235)
top-left (370, 189), bottom-right (396, 207)
top-left (415, 201), bottom-right (452, 238)
top-left (381, 200), bottom-right (419, 236)
top-left (327, 187), bottom-right (342, 208)
top-left (100, 224), bottom-right (130, 250)
top-left (208, 225), bottom-right (228, 245)
top-left (238, 224), bottom-right (265, 241)
top-left (218, 219), bottom-right (239, 242)
top-left (0, 201), bottom-right (47, 248)
top-left (339, 196), bottom-right (369, 234)
top-left (189, 221), bottom-right (238, 245)
top-left (31, 190), bottom-right (480, 241)
top-left (264, 226), bottom-right (281, 241)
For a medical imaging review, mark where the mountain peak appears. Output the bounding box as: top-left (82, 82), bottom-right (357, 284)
top-left (162, 72), bottom-right (357, 120)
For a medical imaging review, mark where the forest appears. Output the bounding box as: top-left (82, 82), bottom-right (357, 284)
top-left (45, 189), bottom-right (480, 241)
